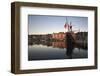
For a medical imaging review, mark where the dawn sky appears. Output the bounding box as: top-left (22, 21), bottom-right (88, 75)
top-left (28, 15), bottom-right (88, 35)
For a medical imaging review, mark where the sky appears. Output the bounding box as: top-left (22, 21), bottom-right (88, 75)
top-left (28, 15), bottom-right (88, 35)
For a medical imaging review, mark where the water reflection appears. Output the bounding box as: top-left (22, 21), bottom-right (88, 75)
top-left (29, 40), bottom-right (87, 49)
top-left (65, 33), bottom-right (75, 59)
top-left (28, 39), bottom-right (87, 61)
top-left (52, 42), bottom-right (66, 49)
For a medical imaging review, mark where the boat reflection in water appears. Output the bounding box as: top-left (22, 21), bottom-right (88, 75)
top-left (28, 38), bottom-right (88, 61)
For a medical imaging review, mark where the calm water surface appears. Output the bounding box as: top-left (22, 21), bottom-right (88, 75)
top-left (28, 42), bottom-right (88, 61)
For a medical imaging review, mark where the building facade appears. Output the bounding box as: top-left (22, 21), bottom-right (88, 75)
top-left (52, 32), bottom-right (66, 41)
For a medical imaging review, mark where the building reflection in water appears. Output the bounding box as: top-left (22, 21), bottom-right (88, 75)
top-left (29, 41), bottom-right (66, 49)
top-left (28, 32), bottom-right (87, 59)
top-left (52, 42), bottom-right (66, 49)
top-left (52, 41), bottom-right (74, 58)
top-left (29, 40), bottom-right (76, 58)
